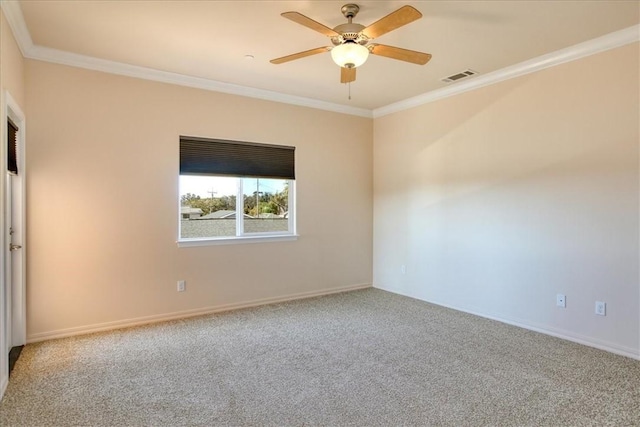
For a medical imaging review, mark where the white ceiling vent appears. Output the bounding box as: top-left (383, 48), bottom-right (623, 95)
top-left (441, 69), bottom-right (478, 83)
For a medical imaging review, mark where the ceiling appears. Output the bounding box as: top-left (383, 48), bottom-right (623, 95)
top-left (10, 1), bottom-right (640, 112)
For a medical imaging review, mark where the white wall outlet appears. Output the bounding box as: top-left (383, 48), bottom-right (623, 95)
top-left (595, 301), bottom-right (606, 316)
top-left (401, 265), bottom-right (406, 275)
top-left (177, 280), bottom-right (186, 292)
top-left (556, 294), bottom-right (566, 308)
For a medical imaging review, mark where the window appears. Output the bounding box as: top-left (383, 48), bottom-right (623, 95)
top-left (178, 136), bottom-right (296, 245)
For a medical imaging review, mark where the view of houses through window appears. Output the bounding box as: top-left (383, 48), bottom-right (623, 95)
top-left (180, 175), bottom-right (291, 239)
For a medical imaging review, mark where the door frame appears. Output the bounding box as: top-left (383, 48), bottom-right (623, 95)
top-left (6, 93), bottom-right (26, 348)
top-left (1, 90), bottom-right (26, 398)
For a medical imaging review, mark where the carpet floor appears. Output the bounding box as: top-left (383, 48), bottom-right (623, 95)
top-left (0, 288), bottom-right (638, 426)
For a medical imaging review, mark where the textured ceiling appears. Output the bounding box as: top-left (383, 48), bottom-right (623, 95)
top-left (16, 1), bottom-right (640, 110)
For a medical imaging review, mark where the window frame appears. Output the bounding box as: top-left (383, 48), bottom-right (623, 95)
top-left (177, 177), bottom-right (297, 247)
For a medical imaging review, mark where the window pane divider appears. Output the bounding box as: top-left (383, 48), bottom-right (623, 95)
top-left (236, 178), bottom-right (244, 236)
top-left (288, 180), bottom-right (295, 234)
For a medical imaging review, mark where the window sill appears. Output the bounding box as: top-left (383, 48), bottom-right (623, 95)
top-left (177, 234), bottom-right (299, 247)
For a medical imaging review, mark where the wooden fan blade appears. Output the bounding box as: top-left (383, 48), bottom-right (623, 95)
top-left (362, 5), bottom-right (422, 39)
top-left (370, 44), bottom-right (432, 65)
top-left (341, 67), bottom-right (356, 83)
top-left (270, 47), bottom-right (330, 64)
top-left (281, 12), bottom-right (339, 37)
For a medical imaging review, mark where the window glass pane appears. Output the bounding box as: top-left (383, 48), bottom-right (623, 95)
top-left (180, 175), bottom-right (237, 238)
top-left (242, 178), bottom-right (290, 234)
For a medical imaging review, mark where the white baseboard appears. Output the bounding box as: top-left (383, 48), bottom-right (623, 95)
top-left (376, 285), bottom-right (640, 361)
top-left (27, 283), bottom-right (372, 343)
top-left (0, 376), bottom-right (7, 402)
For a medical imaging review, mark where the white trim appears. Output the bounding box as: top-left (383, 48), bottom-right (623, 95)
top-left (0, 376), bottom-right (6, 400)
top-left (3, 0), bottom-right (637, 119)
top-left (0, 0), bottom-right (34, 57)
top-left (27, 283), bottom-right (372, 343)
top-left (373, 24), bottom-right (640, 118)
top-left (376, 285), bottom-right (640, 361)
top-left (237, 178), bottom-right (245, 235)
top-left (178, 233), bottom-right (298, 247)
top-left (287, 180), bottom-right (296, 235)
top-left (4, 93), bottom-right (25, 129)
top-left (0, 94), bottom-right (6, 402)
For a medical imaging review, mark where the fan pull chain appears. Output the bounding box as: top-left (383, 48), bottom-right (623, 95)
top-left (348, 82), bottom-right (351, 100)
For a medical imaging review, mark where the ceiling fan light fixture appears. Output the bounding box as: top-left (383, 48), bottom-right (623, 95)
top-left (330, 41), bottom-right (369, 68)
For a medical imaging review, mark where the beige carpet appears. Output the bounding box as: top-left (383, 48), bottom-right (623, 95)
top-left (1, 288), bottom-right (639, 426)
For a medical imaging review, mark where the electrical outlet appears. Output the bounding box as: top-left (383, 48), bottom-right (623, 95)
top-left (556, 294), bottom-right (566, 308)
top-left (595, 301), bottom-right (606, 316)
top-left (177, 280), bottom-right (186, 292)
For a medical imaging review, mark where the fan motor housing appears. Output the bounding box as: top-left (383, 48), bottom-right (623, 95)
top-left (333, 23), bottom-right (365, 35)
top-left (332, 23), bottom-right (368, 46)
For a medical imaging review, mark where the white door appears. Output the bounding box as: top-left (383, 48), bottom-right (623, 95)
top-left (7, 170), bottom-right (25, 348)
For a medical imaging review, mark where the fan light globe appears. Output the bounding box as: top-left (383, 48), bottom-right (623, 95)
top-left (331, 42), bottom-right (369, 68)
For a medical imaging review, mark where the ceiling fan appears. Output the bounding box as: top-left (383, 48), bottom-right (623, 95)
top-left (270, 3), bottom-right (432, 84)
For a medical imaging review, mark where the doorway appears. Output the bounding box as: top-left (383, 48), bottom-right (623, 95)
top-left (1, 92), bottom-right (26, 396)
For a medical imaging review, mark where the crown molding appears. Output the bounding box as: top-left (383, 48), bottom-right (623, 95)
top-left (0, 0), bottom-right (34, 56)
top-left (2, 0), bottom-right (638, 120)
top-left (373, 24), bottom-right (640, 118)
top-left (26, 44), bottom-right (373, 118)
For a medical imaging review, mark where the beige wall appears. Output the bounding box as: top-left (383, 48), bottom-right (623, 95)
top-left (374, 43), bottom-right (640, 356)
top-left (1, 10), bottom-right (25, 107)
top-left (24, 60), bottom-right (373, 338)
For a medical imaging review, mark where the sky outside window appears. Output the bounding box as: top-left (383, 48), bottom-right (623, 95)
top-left (180, 175), bottom-right (287, 199)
